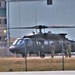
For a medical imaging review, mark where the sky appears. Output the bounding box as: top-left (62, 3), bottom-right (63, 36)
top-left (6, 0), bottom-right (75, 40)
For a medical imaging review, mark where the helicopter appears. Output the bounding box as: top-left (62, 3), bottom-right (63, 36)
top-left (9, 25), bottom-right (75, 58)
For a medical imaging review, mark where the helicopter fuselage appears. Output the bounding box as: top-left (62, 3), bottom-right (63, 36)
top-left (9, 37), bottom-right (75, 57)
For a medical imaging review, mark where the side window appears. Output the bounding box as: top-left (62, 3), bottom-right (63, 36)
top-left (0, 2), bottom-right (1, 7)
top-left (4, 19), bottom-right (7, 24)
top-left (27, 39), bottom-right (32, 46)
top-left (0, 19), bottom-right (1, 24)
top-left (44, 41), bottom-right (48, 45)
top-left (0, 19), bottom-right (7, 24)
top-left (0, 1), bottom-right (6, 8)
top-left (0, 36), bottom-right (1, 40)
top-left (49, 41), bottom-right (54, 44)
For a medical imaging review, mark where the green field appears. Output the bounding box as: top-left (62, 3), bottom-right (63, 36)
top-left (0, 57), bottom-right (75, 72)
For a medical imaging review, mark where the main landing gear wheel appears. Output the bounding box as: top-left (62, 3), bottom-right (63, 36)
top-left (40, 53), bottom-right (45, 58)
top-left (22, 54), bottom-right (25, 58)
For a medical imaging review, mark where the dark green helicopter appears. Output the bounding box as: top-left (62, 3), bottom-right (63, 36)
top-left (9, 25), bottom-right (75, 58)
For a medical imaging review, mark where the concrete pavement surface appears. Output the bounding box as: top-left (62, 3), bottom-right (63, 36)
top-left (0, 71), bottom-right (75, 75)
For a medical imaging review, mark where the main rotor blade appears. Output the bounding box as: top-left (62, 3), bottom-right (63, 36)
top-left (48, 25), bottom-right (75, 28)
top-left (0, 25), bottom-right (75, 30)
top-left (9, 27), bottom-right (35, 29)
top-left (9, 25), bottom-right (75, 29)
top-left (9, 25), bottom-right (48, 29)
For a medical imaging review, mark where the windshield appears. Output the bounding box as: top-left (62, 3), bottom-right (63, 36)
top-left (12, 38), bottom-right (32, 46)
top-left (13, 39), bottom-right (24, 45)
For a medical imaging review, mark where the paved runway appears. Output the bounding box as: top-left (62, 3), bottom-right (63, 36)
top-left (1, 71), bottom-right (75, 75)
top-left (26, 55), bottom-right (75, 59)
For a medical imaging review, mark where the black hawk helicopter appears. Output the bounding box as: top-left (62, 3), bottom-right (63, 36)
top-left (9, 25), bottom-right (75, 58)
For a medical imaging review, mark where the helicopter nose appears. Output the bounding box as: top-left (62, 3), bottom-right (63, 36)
top-left (9, 46), bottom-right (16, 53)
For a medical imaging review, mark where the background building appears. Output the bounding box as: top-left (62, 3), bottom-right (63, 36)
top-left (6, 0), bottom-right (75, 40)
top-left (0, 0), bottom-right (7, 57)
top-left (0, 0), bottom-right (6, 42)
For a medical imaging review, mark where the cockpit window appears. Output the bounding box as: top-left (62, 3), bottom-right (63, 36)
top-left (12, 38), bottom-right (32, 46)
top-left (12, 39), bottom-right (18, 45)
top-left (13, 39), bottom-right (24, 45)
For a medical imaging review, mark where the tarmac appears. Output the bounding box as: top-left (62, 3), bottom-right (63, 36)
top-left (26, 55), bottom-right (75, 59)
top-left (0, 71), bottom-right (75, 75)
